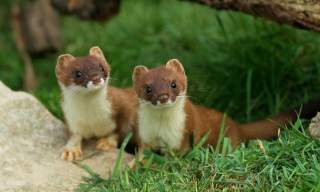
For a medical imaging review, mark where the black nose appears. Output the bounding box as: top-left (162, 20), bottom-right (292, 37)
top-left (158, 94), bottom-right (169, 104)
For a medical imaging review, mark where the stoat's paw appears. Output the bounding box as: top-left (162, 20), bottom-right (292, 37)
top-left (127, 159), bottom-right (150, 170)
top-left (96, 137), bottom-right (117, 151)
top-left (61, 146), bottom-right (82, 161)
top-left (128, 159), bottom-right (137, 169)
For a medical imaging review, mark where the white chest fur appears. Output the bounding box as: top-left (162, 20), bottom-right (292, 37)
top-left (61, 85), bottom-right (116, 139)
top-left (138, 98), bottom-right (186, 150)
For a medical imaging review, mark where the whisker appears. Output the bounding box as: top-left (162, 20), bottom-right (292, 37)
top-left (177, 95), bottom-right (189, 99)
top-left (139, 100), bottom-right (148, 104)
top-left (108, 77), bottom-right (117, 83)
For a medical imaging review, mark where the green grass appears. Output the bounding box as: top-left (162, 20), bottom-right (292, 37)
top-left (77, 122), bottom-right (320, 191)
top-left (1, 0), bottom-right (320, 191)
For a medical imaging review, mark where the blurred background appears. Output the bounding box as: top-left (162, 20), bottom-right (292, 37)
top-left (1, 0), bottom-right (320, 122)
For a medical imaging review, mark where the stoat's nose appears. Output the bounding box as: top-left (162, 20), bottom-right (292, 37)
top-left (157, 94), bottom-right (169, 104)
top-left (92, 76), bottom-right (102, 85)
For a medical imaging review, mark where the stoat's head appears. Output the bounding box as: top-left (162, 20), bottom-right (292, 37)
top-left (55, 46), bottom-right (110, 93)
top-left (132, 59), bottom-right (187, 107)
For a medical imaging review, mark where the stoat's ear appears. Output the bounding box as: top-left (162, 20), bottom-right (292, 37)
top-left (89, 46), bottom-right (108, 64)
top-left (57, 54), bottom-right (75, 68)
top-left (56, 54), bottom-right (75, 77)
top-left (165, 59), bottom-right (185, 75)
top-left (132, 65), bottom-right (148, 82)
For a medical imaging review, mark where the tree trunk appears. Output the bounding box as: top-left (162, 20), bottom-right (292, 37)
top-left (20, 0), bottom-right (62, 55)
top-left (11, 5), bottom-right (37, 91)
top-left (196, 0), bottom-right (320, 32)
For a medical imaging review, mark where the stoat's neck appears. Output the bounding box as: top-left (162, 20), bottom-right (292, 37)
top-left (61, 84), bottom-right (108, 102)
top-left (139, 97), bottom-right (186, 120)
top-left (138, 97), bottom-right (187, 150)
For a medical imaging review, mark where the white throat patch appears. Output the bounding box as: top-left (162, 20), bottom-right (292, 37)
top-left (60, 81), bottom-right (115, 139)
top-left (138, 97), bottom-right (186, 151)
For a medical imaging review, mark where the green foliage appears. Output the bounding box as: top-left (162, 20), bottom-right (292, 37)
top-left (77, 122), bottom-right (320, 191)
top-left (1, 0), bottom-right (320, 190)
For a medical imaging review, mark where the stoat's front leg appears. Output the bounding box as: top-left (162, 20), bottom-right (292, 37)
top-left (128, 143), bottom-right (147, 169)
top-left (61, 133), bottom-right (82, 161)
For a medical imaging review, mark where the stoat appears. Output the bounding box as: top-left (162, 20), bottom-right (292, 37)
top-left (56, 47), bottom-right (137, 161)
top-left (132, 59), bottom-right (319, 153)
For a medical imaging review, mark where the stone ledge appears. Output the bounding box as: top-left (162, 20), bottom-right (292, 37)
top-left (0, 81), bottom-right (132, 192)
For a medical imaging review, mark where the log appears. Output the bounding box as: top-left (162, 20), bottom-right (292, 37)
top-left (51, 0), bottom-right (121, 21)
top-left (195, 0), bottom-right (320, 32)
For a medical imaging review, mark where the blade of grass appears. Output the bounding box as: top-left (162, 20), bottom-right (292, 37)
top-left (112, 132), bottom-right (132, 177)
top-left (215, 113), bottom-right (227, 153)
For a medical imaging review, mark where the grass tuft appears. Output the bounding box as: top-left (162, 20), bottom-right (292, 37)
top-left (77, 120), bottom-right (320, 191)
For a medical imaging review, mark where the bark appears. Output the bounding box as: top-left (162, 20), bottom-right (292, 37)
top-left (196, 0), bottom-right (320, 32)
top-left (51, 0), bottom-right (121, 21)
top-left (11, 5), bottom-right (37, 91)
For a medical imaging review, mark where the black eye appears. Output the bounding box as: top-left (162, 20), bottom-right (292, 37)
top-left (145, 86), bottom-right (152, 94)
top-left (74, 70), bottom-right (83, 78)
top-left (99, 65), bottom-right (104, 72)
top-left (171, 82), bottom-right (176, 88)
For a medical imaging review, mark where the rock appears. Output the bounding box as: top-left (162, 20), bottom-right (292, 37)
top-left (0, 81), bottom-right (132, 192)
top-left (309, 112), bottom-right (320, 138)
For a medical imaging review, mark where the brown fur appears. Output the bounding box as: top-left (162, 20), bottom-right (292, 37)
top-left (133, 59), bottom-right (308, 152)
top-left (56, 54), bottom-right (110, 87)
top-left (107, 86), bottom-right (138, 145)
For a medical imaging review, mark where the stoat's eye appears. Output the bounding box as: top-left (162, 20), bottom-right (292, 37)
top-left (171, 82), bottom-right (177, 88)
top-left (145, 86), bottom-right (152, 94)
top-left (99, 65), bottom-right (104, 72)
top-left (74, 70), bottom-right (83, 78)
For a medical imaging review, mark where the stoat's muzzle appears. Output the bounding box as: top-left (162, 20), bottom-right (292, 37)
top-left (86, 77), bottom-right (106, 91)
